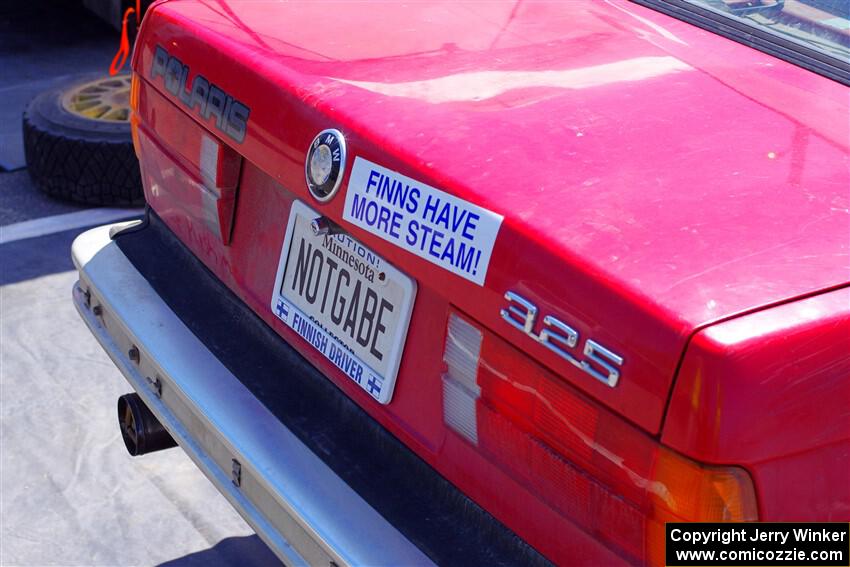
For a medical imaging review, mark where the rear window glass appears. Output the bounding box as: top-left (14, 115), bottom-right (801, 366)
top-left (685, 0), bottom-right (849, 62)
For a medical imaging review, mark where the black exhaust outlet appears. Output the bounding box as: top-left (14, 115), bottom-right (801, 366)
top-left (117, 393), bottom-right (177, 456)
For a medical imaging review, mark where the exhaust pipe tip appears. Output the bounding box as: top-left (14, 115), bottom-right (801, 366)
top-left (117, 393), bottom-right (177, 456)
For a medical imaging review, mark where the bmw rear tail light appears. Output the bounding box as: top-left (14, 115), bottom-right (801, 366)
top-left (130, 72), bottom-right (141, 159)
top-left (442, 311), bottom-right (757, 565)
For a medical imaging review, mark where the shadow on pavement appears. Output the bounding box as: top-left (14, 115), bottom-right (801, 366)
top-left (157, 535), bottom-right (282, 567)
top-left (1, 228), bottom-right (89, 286)
top-left (0, 170), bottom-right (88, 225)
top-left (0, 0), bottom-right (118, 170)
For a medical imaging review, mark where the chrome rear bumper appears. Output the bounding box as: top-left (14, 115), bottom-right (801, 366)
top-left (71, 223), bottom-right (433, 567)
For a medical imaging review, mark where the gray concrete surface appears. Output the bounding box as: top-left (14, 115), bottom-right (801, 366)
top-left (0, 167), bottom-right (279, 567)
top-left (1, 3), bottom-right (279, 565)
top-left (0, 267), bottom-right (275, 566)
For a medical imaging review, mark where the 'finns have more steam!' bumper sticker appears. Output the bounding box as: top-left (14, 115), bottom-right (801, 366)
top-left (343, 157), bottom-right (503, 286)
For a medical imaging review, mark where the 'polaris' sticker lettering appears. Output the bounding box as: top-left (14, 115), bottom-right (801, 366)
top-left (343, 157), bottom-right (503, 285)
top-left (150, 44), bottom-right (250, 143)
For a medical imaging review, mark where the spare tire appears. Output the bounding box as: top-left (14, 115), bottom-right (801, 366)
top-left (23, 73), bottom-right (143, 206)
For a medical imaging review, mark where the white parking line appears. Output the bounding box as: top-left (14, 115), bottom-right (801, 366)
top-left (0, 208), bottom-right (141, 245)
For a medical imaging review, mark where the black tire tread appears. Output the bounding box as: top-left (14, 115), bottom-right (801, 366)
top-left (22, 90), bottom-right (143, 206)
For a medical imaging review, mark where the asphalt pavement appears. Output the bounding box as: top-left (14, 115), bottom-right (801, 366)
top-left (1, 3), bottom-right (278, 565)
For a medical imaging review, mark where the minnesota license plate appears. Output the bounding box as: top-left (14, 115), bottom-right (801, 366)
top-left (270, 201), bottom-right (416, 404)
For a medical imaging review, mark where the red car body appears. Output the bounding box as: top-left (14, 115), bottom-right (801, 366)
top-left (80, 0), bottom-right (850, 564)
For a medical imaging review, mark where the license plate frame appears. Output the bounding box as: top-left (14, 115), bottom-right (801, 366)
top-left (270, 200), bottom-right (416, 404)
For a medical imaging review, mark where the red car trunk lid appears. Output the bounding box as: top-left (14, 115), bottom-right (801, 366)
top-left (132, 0), bottom-right (849, 436)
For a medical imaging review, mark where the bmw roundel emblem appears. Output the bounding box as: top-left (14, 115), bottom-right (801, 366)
top-left (305, 129), bottom-right (346, 202)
